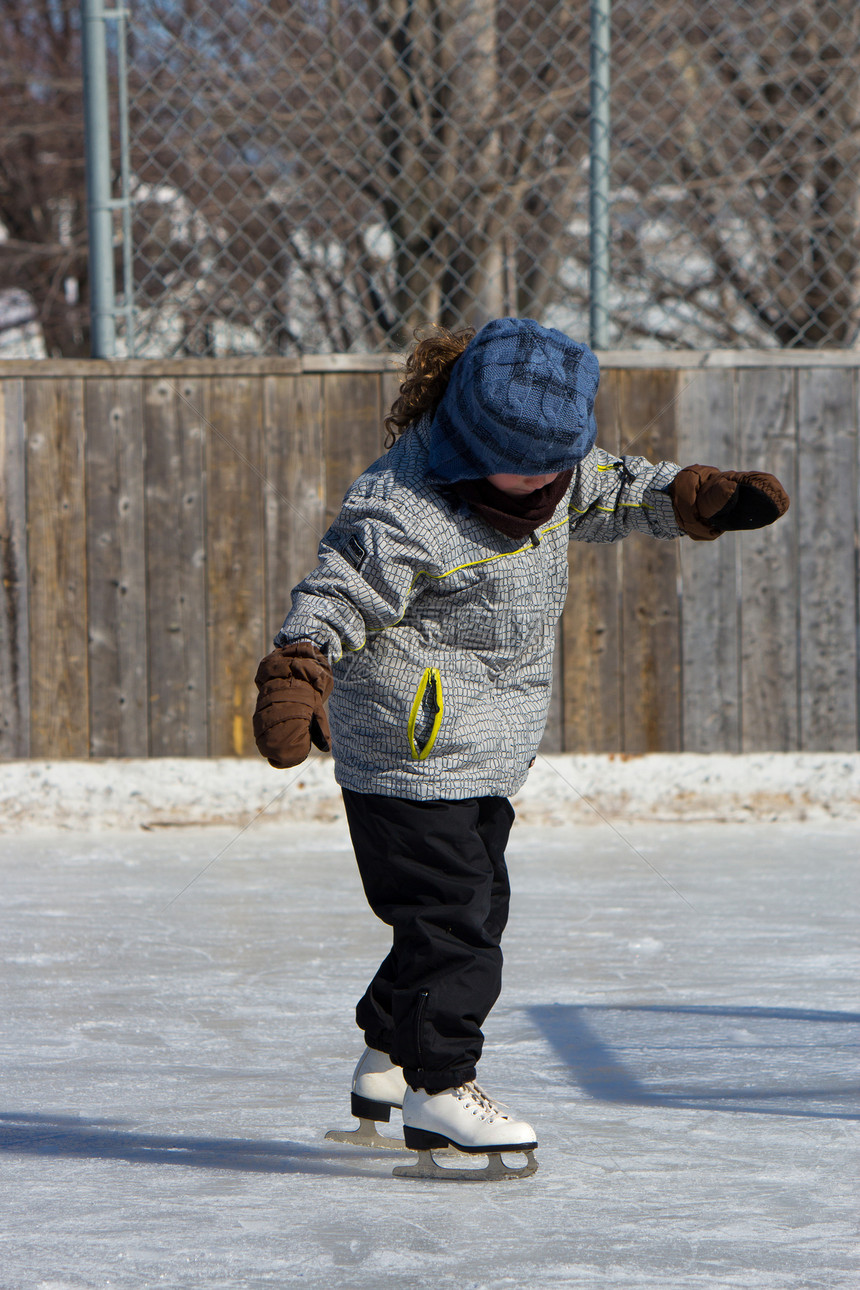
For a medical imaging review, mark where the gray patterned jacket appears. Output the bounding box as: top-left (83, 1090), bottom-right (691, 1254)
top-left (276, 417), bottom-right (683, 800)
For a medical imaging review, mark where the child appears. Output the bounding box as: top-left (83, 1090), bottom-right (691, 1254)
top-left (253, 318), bottom-right (788, 1179)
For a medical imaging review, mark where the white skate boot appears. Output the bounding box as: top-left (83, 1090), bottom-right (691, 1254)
top-left (325, 1047), bottom-right (409, 1150)
top-left (394, 1082), bottom-right (538, 1181)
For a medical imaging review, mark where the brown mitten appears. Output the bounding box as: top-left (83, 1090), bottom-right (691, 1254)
top-left (669, 465), bottom-right (790, 541)
top-left (253, 642), bottom-right (333, 768)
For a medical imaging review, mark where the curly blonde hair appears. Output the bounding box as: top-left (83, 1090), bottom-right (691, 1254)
top-left (384, 325), bottom-right (476, 447)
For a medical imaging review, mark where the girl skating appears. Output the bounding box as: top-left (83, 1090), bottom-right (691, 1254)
top-left (253, 317), bottom-right (788, 1179)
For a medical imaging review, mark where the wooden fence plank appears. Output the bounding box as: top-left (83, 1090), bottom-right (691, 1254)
top-left (562, 374), bottom-right (622, 751)
top-left (737, 368), bottom-right (799, 750)
top-left (144, 376), bottom-right (209, 756)
top-left (561, 545), bottom-right (622, 752)
top-left (263, 374), bottom-right (326, 643)
top-left (616, 370), bottom-right (682, 752)
top-left (323, 372), bottom-right (384, 526)
top-left (0, 379), bottom-right (30, 758)
top-left (381, 368), bottom-right (404, 431)
top-left (85, 378), bottom-right (148, 756)
top-left (205, 376), bottom-right (265, 757)
top-left (797, 369), bottom-right (857, 750)
top-left (25, 377), bottom-right (89, 757)
top-left (676, 369), bottom-right (740, 752)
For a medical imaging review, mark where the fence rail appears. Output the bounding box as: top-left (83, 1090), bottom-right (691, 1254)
top-left (1, 353), bottom-right (858, 761)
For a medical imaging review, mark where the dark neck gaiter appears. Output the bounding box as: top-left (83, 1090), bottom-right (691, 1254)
top-left (452, 470), bottom-right (573, 539)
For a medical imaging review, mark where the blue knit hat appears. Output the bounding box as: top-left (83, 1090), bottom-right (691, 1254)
top-left (427, 317), bottom-right (600, 482)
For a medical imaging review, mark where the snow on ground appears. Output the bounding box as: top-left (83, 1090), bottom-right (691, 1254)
top-left (1, 759), bottom-right (857, 1287)
top-left (1, 752), bottom-right (860, 832)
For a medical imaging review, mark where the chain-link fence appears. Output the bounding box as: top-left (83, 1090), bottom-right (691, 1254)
top-left (108, 2), bottom-right (860, 354)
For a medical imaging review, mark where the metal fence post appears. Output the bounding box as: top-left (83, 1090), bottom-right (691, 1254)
top-left (589, 0), bottom-right (611, 351)
top-left (81, 0), bottom-right (116, 358)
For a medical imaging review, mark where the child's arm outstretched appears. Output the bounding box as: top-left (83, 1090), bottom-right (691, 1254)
top-left (568, 448), bottom-right (788, 544)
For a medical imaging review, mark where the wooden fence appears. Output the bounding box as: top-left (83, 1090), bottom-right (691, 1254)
top-left (1, 352), bottom-right (858, 760)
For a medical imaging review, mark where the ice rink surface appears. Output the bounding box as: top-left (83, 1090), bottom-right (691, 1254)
top-left (2, 817), bottom-right (858, 1289)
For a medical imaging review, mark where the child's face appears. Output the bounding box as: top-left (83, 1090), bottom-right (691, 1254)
top-left (485, 472), bottom-right (560, 496)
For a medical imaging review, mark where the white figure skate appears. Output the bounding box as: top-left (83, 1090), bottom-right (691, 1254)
top-left (393, 1082), bottom-right (538, 1181)
top-left (325, 1047), bottom-right (409, 1150)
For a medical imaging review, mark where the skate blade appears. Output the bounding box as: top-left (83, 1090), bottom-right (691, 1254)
top-left (325, 1118), bottom-right (408, 1151)
top-left (393, 1148), bottom-right (538, 1182)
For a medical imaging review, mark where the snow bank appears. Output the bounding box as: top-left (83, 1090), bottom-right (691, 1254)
top-left (0, 753), bottom-right (858, 832)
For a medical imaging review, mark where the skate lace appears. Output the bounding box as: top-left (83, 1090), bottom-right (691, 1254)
top-left (455, 1081), bottom-right (509, 1122)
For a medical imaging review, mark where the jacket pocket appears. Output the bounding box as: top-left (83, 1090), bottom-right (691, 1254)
top-left (407, 667), bottom-right (444, 761)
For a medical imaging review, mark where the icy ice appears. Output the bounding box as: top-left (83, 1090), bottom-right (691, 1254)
top-left (1, 790), bottom-right (858, 1288)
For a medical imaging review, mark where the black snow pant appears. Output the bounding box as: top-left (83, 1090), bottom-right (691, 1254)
top-left (341, 788), bottom-right (514, 1094)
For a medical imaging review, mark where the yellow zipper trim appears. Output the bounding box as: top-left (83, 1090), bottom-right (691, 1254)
top-left (407, 667), bottom-right (444, 760)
